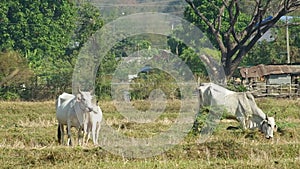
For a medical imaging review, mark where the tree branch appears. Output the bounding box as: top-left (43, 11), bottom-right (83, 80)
top-left (0, 69), bottom-right (19, 86)
top-left (225, 1), bottom-right (240, 46)
top-left (232, 12), bottom-right (283, 67)
top-left (231, 1), bottom-right (240, 43)
top-left (216, 5), bottom-right (225, 34)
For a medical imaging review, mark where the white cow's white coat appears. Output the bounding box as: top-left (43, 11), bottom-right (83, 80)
top-left (83, 101), bottom-right (103, 145)
top-left (56, 91), bottom-right (94, 146)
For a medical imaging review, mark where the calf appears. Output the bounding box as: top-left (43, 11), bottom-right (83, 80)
top-left (83, 100), bottom-right (103, 145)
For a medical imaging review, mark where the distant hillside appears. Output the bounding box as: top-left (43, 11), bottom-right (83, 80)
top-left (88, 0), bottom-right (186, 21)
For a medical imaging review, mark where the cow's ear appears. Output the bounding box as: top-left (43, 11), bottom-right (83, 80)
top-left (90, 89), bottom-right (94, 95)
top-left (274, 125), bottom-right (277, 132)
top-left (260, 119), bottom-right (267, 126)
top-left (265, 115), bottom-right (268, 121)
top-left (76, 93), bottom-right (82, 102)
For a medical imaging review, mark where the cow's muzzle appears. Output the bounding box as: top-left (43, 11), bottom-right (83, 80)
top-left (86, 107), bottom-right (93, 112)
top-left (266, 135), bottom-right (273, 139)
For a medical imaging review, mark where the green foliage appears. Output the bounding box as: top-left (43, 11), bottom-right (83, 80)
top-left (130, 68), bottom-right (180, 100)
top-left (0, 0), bottom-right (77, 61)
top-left (184, 0), bottom-right (250, 49)
top-left (226, 83), bottom-right (247, 92)
top-left (242, 17), bottom-right (300, 66)
top-left (95, 54), bottom-right (120, 100)
top-left (0, 91), bottom-right (20, 101)
top-left (65, 3), bottom-right (104, 60)
top-left (192, 107), bottom-right (209, 134)
top-left (94, 34), bottom-right (156, 100)
top-left (0, 1), bottom-right (105, 100)
top-left (167, 25), bottom-right (218, 77)
top-left (180, 47), bottom-right (207, 76)
top-left (241, 40), bottom-right (282, 66)
top-left (111, 35), bottom-right (152, 58)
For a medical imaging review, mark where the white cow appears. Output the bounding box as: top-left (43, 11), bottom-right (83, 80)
top-left (83, 100), bottom-right (103, 145)
top-left (56, 90), bottom-right (95, 146)
top-left (199, 83), bottom-right (277, 139)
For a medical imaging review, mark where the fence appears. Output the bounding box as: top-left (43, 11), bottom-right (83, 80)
top-left (247, 82), bottom-right (300, 97)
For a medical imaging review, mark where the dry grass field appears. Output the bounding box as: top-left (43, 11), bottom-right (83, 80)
top-left (0, 98), bottom-right (299, 168)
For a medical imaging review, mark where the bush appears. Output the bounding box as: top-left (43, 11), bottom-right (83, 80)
top-left (0, 51), bottom-right (33, 100)
top-left (130, 69), bottom-right (180, 100)
top-left (0, 90), bottom-right (20, 101)
top-left (226, 83), bottom-right (247, 92)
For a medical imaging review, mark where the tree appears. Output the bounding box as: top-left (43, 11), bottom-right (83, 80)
top-left (65, 3), bottom-right (104, 64)
top-left (0, 1), bottom-right (77, 62)
top-left (184, 0), bottom-right (300, 80)
top-left (0, 1), bottom-right (104, 100)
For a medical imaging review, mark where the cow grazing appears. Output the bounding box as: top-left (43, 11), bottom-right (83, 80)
top-left (83, 100), bottom-right (103, 145)
top-left (199, 83), bottom-right (277, 139)
top-left (56, 90), bottom-right (95, 146)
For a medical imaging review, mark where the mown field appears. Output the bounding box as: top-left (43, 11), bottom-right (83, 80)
top-left (0, 98), bottom-right (299, 169)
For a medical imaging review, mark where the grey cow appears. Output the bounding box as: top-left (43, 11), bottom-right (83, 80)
top-left (199, 83), bottom-right (277, 139)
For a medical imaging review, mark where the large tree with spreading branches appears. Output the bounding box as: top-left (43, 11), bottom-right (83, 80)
top-left (185, 0), bottom-right (300, 80)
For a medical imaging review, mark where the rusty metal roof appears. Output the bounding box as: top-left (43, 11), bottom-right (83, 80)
top-left (239, 64), bottom-right (300, 78)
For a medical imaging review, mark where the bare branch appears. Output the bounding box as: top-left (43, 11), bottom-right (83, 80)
top-left (231, 1), bottom-right (240, 43)
top-left (286, 0), bottom-right (300, 12)
top-left (0, 69), bottom-right (19, 86)
top-left (222, 0), bottom-right (229, 7)
top-left (227, 1), bottom-right (240, 45)
top-left (239, 0), bottom-right (262, 38)
top-left (232, 10), bottom-right (284, 66)
top-left (216, 5), bottom-right (225, 34)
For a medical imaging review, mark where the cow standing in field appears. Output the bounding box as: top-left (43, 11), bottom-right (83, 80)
top-left (199, 83), bottom-right (277, 139)
top-left (83, 100), bottom-right (103, 145)
top-left (56, 90), bottom-right (95, 146)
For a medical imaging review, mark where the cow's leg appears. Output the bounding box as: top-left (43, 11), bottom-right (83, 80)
top-left (58, 123), bottom-right (65, 145)
top-left (78, 127), bottom-right (82, 146)
top-left (57, 123), bottom-right (62, 144)
top-left (236, 116), bottom-right (247, 130)
top-left (95, 122), bottom-right (101, 145)
top-left (86, 124), bottom-right (91, 144)
top-left (67, 120), bottom-right (72, 146)
top-left (92, 121), bottom-right (97, 145)
top-left (82, 113), bottom-right (86, 145)
top-left (83, 122), bottom-right (88, 145)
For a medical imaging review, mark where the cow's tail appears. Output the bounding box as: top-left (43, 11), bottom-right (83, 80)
top-left (57, 124), bottom-right (61, 144)
top-left (56, 96), bottom-right (61, 107)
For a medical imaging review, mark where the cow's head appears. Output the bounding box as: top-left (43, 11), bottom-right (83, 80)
top-left (198, 83), bottom-right (211, 107)
top-left (261, 116), bottom-right (277, 139)
top-left (76, 89), bottom-right (94, 112)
